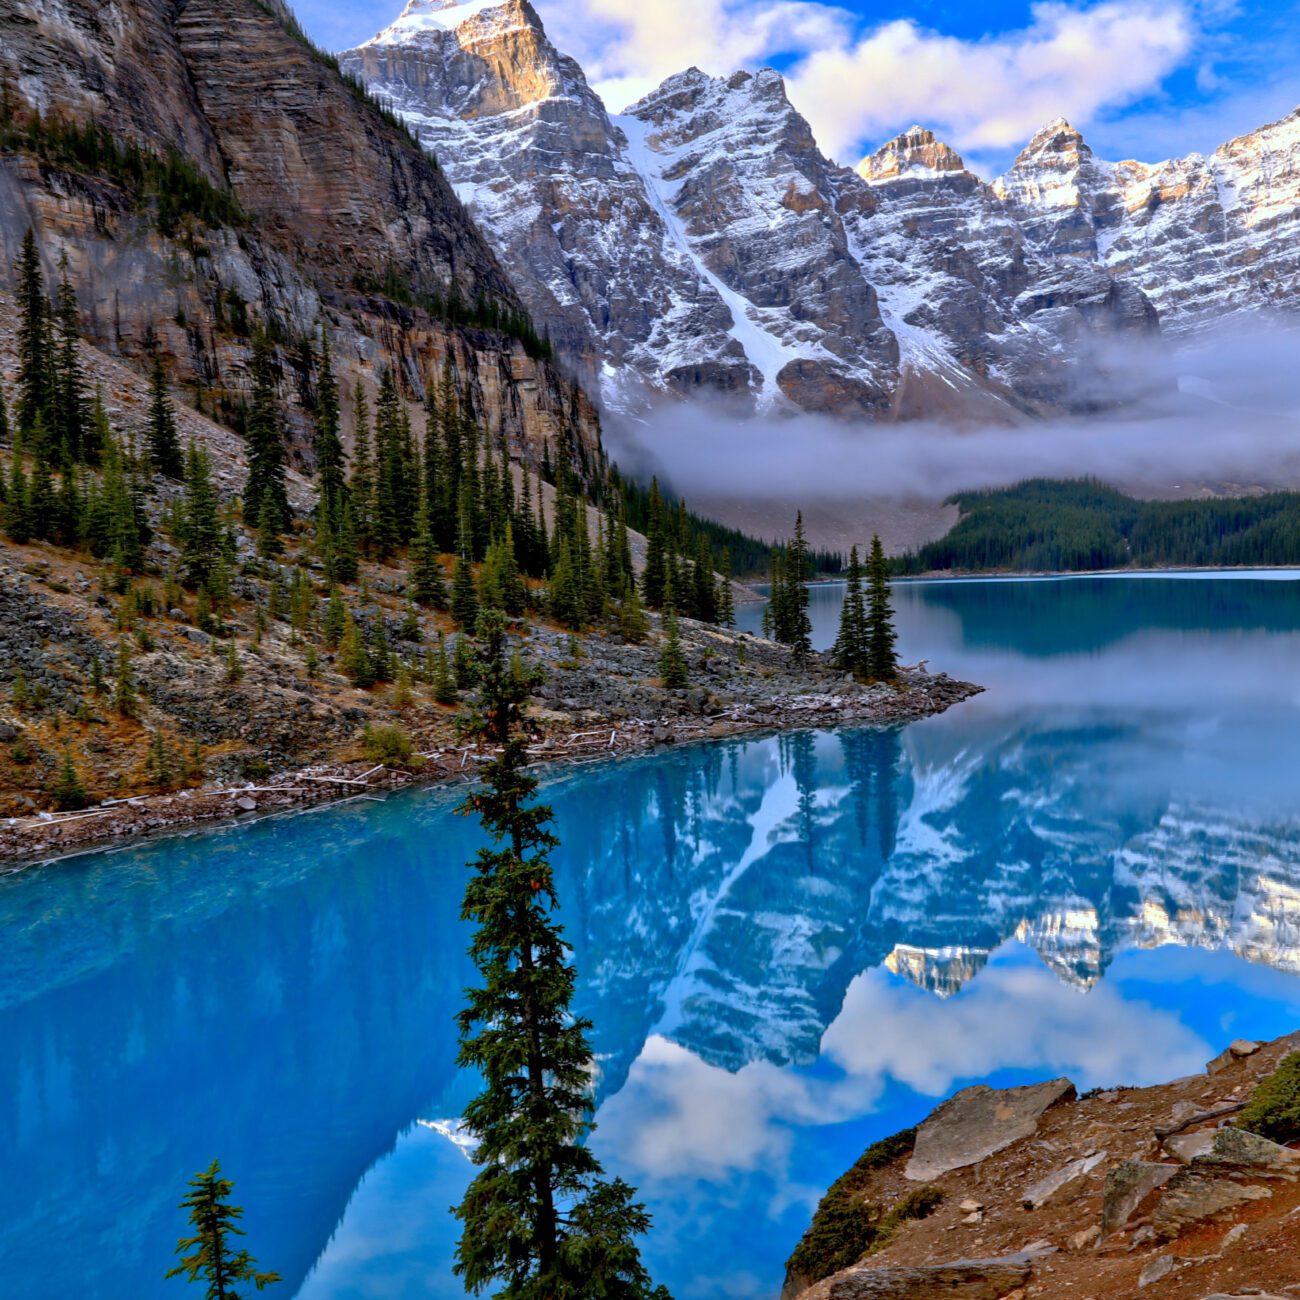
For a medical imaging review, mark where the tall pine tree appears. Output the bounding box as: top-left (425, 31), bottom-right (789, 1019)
top-left (866, 533), bottom-right (898, 681)
top-left (831, 545), bottom-right (868, 678)
top-left (147, 355), bottom-right (184, 479)
top-left (166, 1161), bottom-right (280, 1299)
top-left (53, 254), bottom-right (89, 464)
top-left (453, 611), bottom-right (670, 1300)
top-left (242, 330), bottom-right (289, 537)
top-left (640, 477), bottom-right (667, 609)
top-left (15, 228), bottom-right (54, 452)
top-left (313, 326), bottom-right (345, 528)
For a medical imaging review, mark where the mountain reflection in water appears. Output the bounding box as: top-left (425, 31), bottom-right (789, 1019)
top-left (3, 574), bottom-right (1300, 1299)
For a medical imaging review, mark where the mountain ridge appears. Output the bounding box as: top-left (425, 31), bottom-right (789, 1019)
top-left (344, 0), bottom-right (1163, 421)
top-left (347, 0), bottom-right (1300, 424)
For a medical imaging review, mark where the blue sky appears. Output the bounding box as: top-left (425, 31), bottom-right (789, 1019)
top-left (294, 0), bottom-right (1300, 172)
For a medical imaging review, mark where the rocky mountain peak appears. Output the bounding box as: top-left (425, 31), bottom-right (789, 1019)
top-left (857, 126), bottom-right (968, 183)
top-left (1019, 116), bottom-right (1090, 159)
top-left (362, 0), bottom-right (533, 46)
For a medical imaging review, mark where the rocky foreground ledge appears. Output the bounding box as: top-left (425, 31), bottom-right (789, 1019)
top-left (784, 1034), bottom-right (1300, 1300)
top-left (0, 614), bottom-right (981, 866)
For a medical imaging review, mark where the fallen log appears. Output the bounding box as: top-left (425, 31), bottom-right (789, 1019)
top-left (1155, 1101), bottom-right (1247, 1141)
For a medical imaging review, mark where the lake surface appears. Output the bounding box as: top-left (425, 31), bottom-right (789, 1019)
top-left (5, 575), bottom-right (1300, 1299)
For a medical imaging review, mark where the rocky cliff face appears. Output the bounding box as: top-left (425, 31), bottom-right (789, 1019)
top-left (996, 111), bottom-right (1300, 330)
top-left (0, 0), bottom-right (601, 467)
top-left (346, 0), bottom-right (1155, 419)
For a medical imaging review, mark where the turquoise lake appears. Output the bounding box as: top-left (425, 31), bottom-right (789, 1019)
top-left (4, 574), bottom-right (1300, 1299)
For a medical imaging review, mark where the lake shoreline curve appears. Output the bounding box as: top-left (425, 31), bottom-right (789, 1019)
top-left (0, 652), bottom-right (982, 869)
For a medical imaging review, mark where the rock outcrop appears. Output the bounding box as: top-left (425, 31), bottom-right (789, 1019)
top-left (850, 126), bottom-right (1158, 416)
top-left (905, 1078), bottom-right (1076, 1181)
top-left (786, 1035), bottom-right (1300, 1300)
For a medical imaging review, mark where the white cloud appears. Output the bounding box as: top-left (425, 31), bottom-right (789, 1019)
top-left (534, 0), bottom-right (1199, 162)
top-left (539, 0), bottom-right (854, 112)
top-left (787, 2), bottom-right (1197, 162)
top-left (821, 961), bottom-right (1208, 1095)
top-left (596, 950), bottom-right (1208, 1185)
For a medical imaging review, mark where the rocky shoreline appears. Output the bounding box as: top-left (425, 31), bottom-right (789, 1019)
top-left (0, 630), bottom-right (981, 866)
top-left (784, 1032), bottom-right (1300, 1300)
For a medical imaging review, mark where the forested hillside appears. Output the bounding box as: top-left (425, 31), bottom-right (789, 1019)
top-left (899, 480), bottom-right (1300, 574)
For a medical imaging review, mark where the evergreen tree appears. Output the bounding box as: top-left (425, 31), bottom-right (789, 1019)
top-left (148, 730), bottom-right (174, 788)
top-left (5, 430), bottom-right (31, 543)
top-left (166, 1161), bottom-right (280, 1299)
top-left (371, 368), bottom-right (404, 557)
top-left (432, 634), bottom-right (457, 704)
top-left (49, 751), bottom-right (88, 811)
top-left (409, 506), bottom-right (448, 608)
top-left (340, 612), bottom-right (374, 687)
top-left (716, 548), bottom-right (735, 628)
top-left (53, 254), bottom-right (89, 464)
top-left (181, 442), bottom-right (223, 591)
top-left (242, 331), bottom-right (289, 537)
top-left (256, 496), bottom-right (282, 558)
top-left (29, 444), bottom-right (55, 541)
top-left (334, 498), bottom-right (360, 585)
top-left (640, 478), bottom-right (667, 609)
top-left (451, 498), bottom-right (479, 631)
top-left (0, 376), bottom-right (10, 447)
top-left (691, 533), bottom-right (717, 625)
top-left (618, 582), bottom-right (649, 645)
top-left (369, 617), bottom-right (394, 684)
top-left (322, 585), bottom-right (347, 650)
top-left (312, 327), bottom-right (346, 527)
top-left (113, 637), bottom-right (136, 716)
top-left (479, 527), bottom-right (526, 617)
top-left (658, 608), bottom-right (689, 689)
top-left (225, 641), bottom-right (242, 685)
top-left (831, 545), bottom-right (868, 678)
top-left (15, 228), bottom-right (53, 448)
top-left (146, 355), bottom-right (184, 479)
top-left (452, 632), bottom-right (477, 691)
top-left (453, 611), bottom-right (670, 1300)
top-left (866, 534), bottom-right (898, 682)
top-left (783, 513), bottom-right (813, 666)
top-left (349, 382), bottom-right (375, 548)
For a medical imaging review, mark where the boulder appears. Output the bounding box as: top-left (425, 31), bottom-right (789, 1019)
top-left (1149, 1126), bottom-right (1299, 1239)
top-left (1206, 1040), bottom-right (1262, 1074)
top-left (826, 1254), bottom-right (1038, 1299)
top-left (1163, 1130), bottom-right (1217, 1164)
top-left (1200, 1126), bottom-right (1300, 1176)
top-left (1152, 1172), bottom-right (1271, 1241)
top-left (1138, 1255), bottom-right (1181, 1288)
top-left (1020, 1152), bottom-right (1107, 1210)
top-left (1067, 1225), bottom-right (1100, 1252)
top-left (1100, 1161), bottom-right (1178, 1235)
top-left (905, 1079), bottom-right (1076, 1181)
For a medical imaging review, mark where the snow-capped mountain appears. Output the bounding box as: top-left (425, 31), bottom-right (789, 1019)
top-left (850, 126), bottom-right (1157, 416)
top-left (342, 0), bottom-right (1157, 419)
top-left (996, 113), bottom-right (1300, 330)
top-left (341, 0), bottom-right (746, 405)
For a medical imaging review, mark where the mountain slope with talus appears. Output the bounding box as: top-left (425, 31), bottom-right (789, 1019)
top-left (343, 0), bottom-right (1159, 421)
